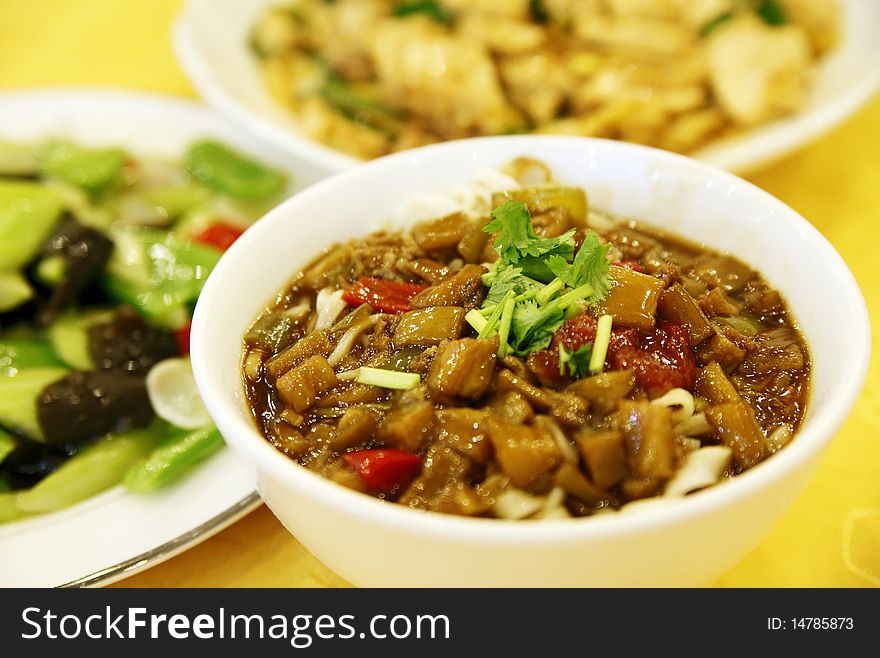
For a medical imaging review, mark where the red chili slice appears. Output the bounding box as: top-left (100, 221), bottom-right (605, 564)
top-left (343, 448), bottom-right (423, 493)
top-left (191, 222), bottom-right (245, 252)
top-left (175, 319), bottom-right (192, 356)
top-left (341, 277), bottom-right (429, 314)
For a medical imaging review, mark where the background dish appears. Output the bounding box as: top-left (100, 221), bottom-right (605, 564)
top-left (174, 0), bottom-right (880, 177)
top-left (0, 89), bottom-right (306, 587)
top-left (191, 136), bottom-right (869, 587)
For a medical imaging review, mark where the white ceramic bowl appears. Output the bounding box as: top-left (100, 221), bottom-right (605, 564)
top-left (191, 136), bottom-right (870, 587)
top-left (174, 0), bottom-right (880, 177)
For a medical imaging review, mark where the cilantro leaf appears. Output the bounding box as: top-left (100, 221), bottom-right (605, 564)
top-left (484, 264), bottom-right (542, 307)
top-left (483, 200), bottom-right (575, 281)
top-left (546, 230), bottom-right (612, 303)
top-left (559, 343), bottom-right (592, 378)
top-left (510, 299), bottom-right (565, 356)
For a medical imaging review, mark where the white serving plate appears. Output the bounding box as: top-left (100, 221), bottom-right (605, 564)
top-left (0, 89), bottom-right (313, 588)
top-left (174, 0), bottom-right (880, 177)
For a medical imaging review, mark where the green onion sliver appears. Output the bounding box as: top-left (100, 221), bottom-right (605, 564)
top-left (553, 282), bottom-right (594, 311)
top-left (479, 295), bottom-right (507, 339)
top-left (535, 277), bottom-right (564, 306)
top-left (465, 309), bottom-right (488, 334)
top-left (355, 367), bottom-right (421, 390)
top-left (496, 292), bottom-right (516, 359)
top-left (589, 314), bottom-right (613, 374)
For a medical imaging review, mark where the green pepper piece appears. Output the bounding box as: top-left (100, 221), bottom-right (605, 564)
top-left (186, 140), bottom-right (286, 201)
top-left (38, 140), bottom-right (127, 195)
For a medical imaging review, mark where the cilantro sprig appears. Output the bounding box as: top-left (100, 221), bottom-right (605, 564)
top-left (466, 199), bottom-right (613, 362)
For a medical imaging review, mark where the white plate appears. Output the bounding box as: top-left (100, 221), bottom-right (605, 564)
top-left (0, 89), bottom-right (311, 588)
top-left (174, 0), bottom-right (880, 176)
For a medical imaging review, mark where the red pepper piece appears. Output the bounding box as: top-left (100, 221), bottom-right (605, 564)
top-left (612, 260), bottom-right (646, 273)
top-left (191, 222), bottom-right (245, 252)
top-left (341, 277), bottom-right (429, 314)
top-left (343, 448), bottom-right (423, 493)
top-left (175, 319), bottom-right (192, 356)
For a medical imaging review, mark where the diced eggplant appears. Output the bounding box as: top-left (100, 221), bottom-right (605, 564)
top-left (275, 355), bottom-right (337, 413)
top-left (705, 402), bottom-right (770, 469)
top-left (689, 254), bottom-right (755, 294)
top-left (618, 400), bottom-right (676, 481)
top-left (488, 390), bottom-right (534, 424)
top-left (427, 337), bottom-right (497, 401)
top-left (695, 361), bottom-right (741, 404)
top-left (737, 328), bottom-right (806, 375)
top-left (329, 407), bottom-right (379, 451)
top-left (393, 307), bottom-right (465, 347)
top-left (576, 429), bottom-right (629, 490)
top-left (485, 416), bottom-right (563, 488)
top-left (699, 287), bottom-right (742, 317)
top-left (435, 408), bottom-right (491, 464)
top-left (492, 187), bottom-right (587, 226)
top-left (696, 332), bottom-right (746, 372)
top-left (411, 213), bottom-right (473, 252)
top-left (266, 330), bottom-right (333, 380)
top-left (658, 283), bottom-right (715, 346)
top-left (410, 264), bottom-right (487, 310)
top-left (565, 370), bottom-right (635, 415)
top-left (376, 400), bottom-right (434, 452)
top-left (554, 462), bottom-right (609, 505)
top-left (457, 227), bottom-right (490, 263)
top-left (594, 267), bottom-right (664, 330)
top-left (495, 368), bottom-right (554, 411)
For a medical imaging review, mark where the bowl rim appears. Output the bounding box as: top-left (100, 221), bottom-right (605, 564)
top-left (173, 0), bottom-right (880, 175)
top-left (191, 135), bottom-right (871, 544)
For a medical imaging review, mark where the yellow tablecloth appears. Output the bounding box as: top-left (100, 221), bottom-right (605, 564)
top-left (1, 0), bottom-right (877, 588)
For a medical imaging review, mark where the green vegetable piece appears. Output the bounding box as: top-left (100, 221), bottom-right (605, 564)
top-left (484, 200), bottom-right (575, 282)
top-left (16, 423), bottom-right (167, 513)
top-left (354, 367), bottom-right (421, 391)
top-left (497, 291), bottom-right (516, 358)
top-left (529, 0), bottom-right (549, 23)
top-left (47, 309), bottom-right (114, 371)
top-left (0, 493), bottom-right (29, 524)
top-left (34, 254), bottom-right (66, 287)
top-left (0, 180), bottom-right (64, 271)
top-left (104, 225), bottom-right (221, 328)
top-left (756, 0), bottom-right (787, 25)
top-left (465, 308), bottom-right (488, 334)
top-left (124, 426), bottom-right (224, 493)
top-left (0, 140), bottom-right (39, 177)
top-left (0, 428), bottom-right (15, 465)
top-left (589, 314), bottom-right (613, 374)
top-left (39, 140), bottom-right (127, 194)
top-left (320, 73), bottom-right (402, 134)
top-left (392, 0), bottom-right (452, 25)
top-left (0, 367), bottom-right (70, 441)
top-left (0, 271), bottom-right (33, 313)
top-left (546, 230), bottom-right (612, 303)
top-left (699, 10), bottom-right (734, 37)
top-left (186, 140), bottom-right (286, 201)
top-left (0, 338), bottom-right (66, 377)
top-left (559, 342), bottom-right (592, 378)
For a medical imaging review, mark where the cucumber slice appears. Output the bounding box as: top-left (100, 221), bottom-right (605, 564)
top-left (0, 428), bottom-right (14, 464)
top-left (47, 309), bottom-right (114, 371)
top-left (0, 271), bottom-right (33, 312)
top-left (0, 180), bottom-right (64, 271)
top-left (0, 367), bottom-right (68, 441)
top-left (15, 422), bottom-right (167, 513)
top-left (0, 337), bottom-right (65, 376)
top-left (186, 140), bottom-right (286, 201)
top-left (0, 493), bottom-right (29, 524)
top-left (38, 140), bottom-right (127, 195)
top-left (0, 140), bottom-right (38, 177)
top-left (125, 426), bottom-right (222, 493)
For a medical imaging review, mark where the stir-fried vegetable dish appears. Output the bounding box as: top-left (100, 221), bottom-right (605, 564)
top-left (242, 158), bottom-right (810, 520)
top-left (0, 137), bottom-right (287, 523)
top-left (251, 0), bottom-right (839, 158)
